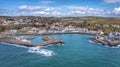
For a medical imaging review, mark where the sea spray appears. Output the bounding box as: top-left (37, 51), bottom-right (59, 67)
top-left (0, 42), bottom-right (27, 48)
top-left (105, 44), bottom-right (120, 48)
top-left (89, 40), bottom-right (102, 45)
top-left (28, 46), bottom-right (55, 57)
top-left (89, 40), bottom-right (95, 43)
top-left (88, 40), bottom-right (120, 48)
top-left (1, 42), bottom-right (55, 56)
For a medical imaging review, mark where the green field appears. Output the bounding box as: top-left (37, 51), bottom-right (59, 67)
top-left (90, 18), bottom-right (120, 25)
top-left (65, 17), bottom-right (120, 25)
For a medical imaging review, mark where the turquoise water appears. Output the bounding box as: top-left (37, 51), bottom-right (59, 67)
top-left (29, 36), bottom-right (43, 43)
top-left (0, 34), bottom-right (120, 67)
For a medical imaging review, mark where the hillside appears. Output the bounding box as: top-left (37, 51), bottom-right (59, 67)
top-left (65, 16), bottom-right (120, 25)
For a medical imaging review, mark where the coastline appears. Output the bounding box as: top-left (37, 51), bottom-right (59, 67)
top-left (91, 38), bottom-right (120, 47)
top-left (9, 32), bottom-right (96, 36)
top-left (1, 32), bottom-right (120, 47)
top-left (0, 35), bottom-right (64, 47)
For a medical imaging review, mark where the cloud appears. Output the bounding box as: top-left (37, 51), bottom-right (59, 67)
top-left (104, 0), bottom-right (120, 3)
top-left (33, 11), bottom-right (49, 15)
top-left (31, 10), bottom-right (61, 16)
top-left (0, 9), bottom-right (11, 13)
top-left (0, 9), bottom-right (17, 16)
top-left (19, 5), bottom-right (42, 10)
top-left (113, 7), bottom-right (120, 15)
top-left (19, 5), bottom-right (27, 9)
top-left (0, 5), bottom-right (120, 17)
top-left (18, 5), bottom-right (60, 16)
top-left (64, 6), bottom-right (112, 16)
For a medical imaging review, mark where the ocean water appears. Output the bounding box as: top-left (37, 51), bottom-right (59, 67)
top-left (29, 35), bottom-right (44, 43)
top-left (0, 34), bottom-right (120, 67)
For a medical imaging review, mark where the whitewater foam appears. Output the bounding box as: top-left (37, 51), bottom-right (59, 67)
top-left (105, 44), bottom-right (120, 48)
top-left (88, 40), bottom-right (102, 45)
top-left (1, 42), bottom-right (55, 56)
top-left (89, 40), bottom-right (95, 43)
top-left (0, 42), bottom-right (27, 48)
top-left (28, 46), bottom-right (55, 57)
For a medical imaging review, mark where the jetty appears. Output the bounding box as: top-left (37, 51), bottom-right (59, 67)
top-left (91, 38), bottom-right (120, 47)
top-left (0, 36), bottom-right (64, 47)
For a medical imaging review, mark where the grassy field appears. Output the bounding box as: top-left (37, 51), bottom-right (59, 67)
top-left (66, 17), bottom-right (120, 25)
top-left (65, 17), bottom-right (120, 34)
top-left (90, 18), bottom-right (120, 25)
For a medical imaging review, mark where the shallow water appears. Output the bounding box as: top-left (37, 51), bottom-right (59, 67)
top-left (0, 34), bottom-right (120, 67)
top-left (29, 35), bottom-right (44, 43)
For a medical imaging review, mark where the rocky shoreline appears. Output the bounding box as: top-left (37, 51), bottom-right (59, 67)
top-left (0, 32), bottom-right (94, 48)
top-left (0, 35), bottom-right (64, 47)
top-left (6, 32), bottom-right (96, 36)
top-left (1, 32), bottom-right (120, 47)
top-left (91, 38), bottom-right (120, 47)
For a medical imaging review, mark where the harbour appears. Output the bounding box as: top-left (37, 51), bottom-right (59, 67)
top-left (0, 34), bottom-right (120, 67)
top-left (0, 35), bottom-right (64, 47)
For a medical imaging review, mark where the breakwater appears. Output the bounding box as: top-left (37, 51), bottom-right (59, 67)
top-left (91, 38), bottom-right (120, 47)
top-left (0, 36), bottom-right (64, 47)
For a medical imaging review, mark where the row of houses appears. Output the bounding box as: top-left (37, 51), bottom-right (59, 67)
top-left (108, 32), bottom-right (120, 41)
top-left (7, 27), bottom-right (47, 34)
top-left (95, 32), bottom-right (120, 42)
top-left (95, 24), bottom-right (120, 28)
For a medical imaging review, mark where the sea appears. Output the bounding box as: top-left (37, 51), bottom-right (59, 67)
top-left (0, 34), bottom-right (120, 67)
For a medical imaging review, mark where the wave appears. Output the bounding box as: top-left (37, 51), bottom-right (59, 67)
top-left (88, 40), bottom-right (103, 45)
top-left (105, 44), bottom-right (120, 48)
top-left (89, 40), bottom-right (95, 43)
top-left (0, 42), bottom-right (27, 48)
top-left (28, 46), bottom-right (55, 57)
top-left (88, 39), bottom-right (120, 48)
top-left (1, 42), bottom-right (55, 57)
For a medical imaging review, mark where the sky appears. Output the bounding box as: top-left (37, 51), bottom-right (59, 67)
top-left (0, 0), bottom-right (120, 17)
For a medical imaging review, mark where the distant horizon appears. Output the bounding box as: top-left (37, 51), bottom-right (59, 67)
top-left (0, 15), bottom-right (120, 18)
top-left (0, 0), bottom-right (120, 17)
